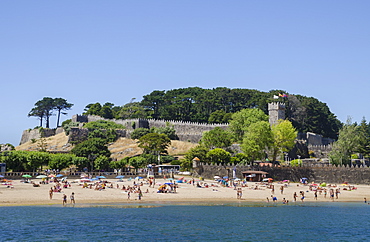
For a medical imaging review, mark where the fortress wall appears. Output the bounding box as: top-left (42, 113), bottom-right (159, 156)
top-left (72, 115), bottom-right (228, 142)
top-left (19, 128), bottom-right (57, 145)
top-left (307, 144), bottom-right (333, 158)
top-left (198, 164), bottom-right (370, 184)
top-left (68, 128), bottom-right (127, 143)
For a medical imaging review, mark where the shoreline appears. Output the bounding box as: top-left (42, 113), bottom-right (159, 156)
top-left (1, 177), bottom-right (369, 207)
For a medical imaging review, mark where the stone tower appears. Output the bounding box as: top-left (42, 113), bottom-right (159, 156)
top-left (268, 102), bottom-right (286, 125)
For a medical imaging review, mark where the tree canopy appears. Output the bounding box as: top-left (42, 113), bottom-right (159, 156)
top-left (137, 133), bottom-right (171, 156)
top-left (79, 87), bottom-right (341, 139)
top-left (201, 127), bottom-right (232, 149)
top-left (28, 97), bottom-right (73, 128)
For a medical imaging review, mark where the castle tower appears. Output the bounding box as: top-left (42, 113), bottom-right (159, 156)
top-left (268, 102), bottom-right (286, 125)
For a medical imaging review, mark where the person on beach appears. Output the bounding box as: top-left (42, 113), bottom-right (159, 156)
top-left (70, 192), bottom-right (75, 205)
top-left (271, 195), bottom-right (277, 203)
top-left (49, 187), bottom-right (53, 199)
top-left (138, 189), bottom-right (142, 200)
top-left (293, 192), bottom-right (297, 202)
top-left (236, 188), bottom-right (242, 199)
top-left (365, 197), bottom-right (367, 203)
top-left (330, 189), bottom-right (334, 201)
top-left (335, 189), bottom-right (340, 199)
top-left (266, 197), bottom-right (269, 203)
top-left (271, 185), bottom-right (275, 194)
top-left (63, 194), bottom-right (67, 206)
top-left (127, 191), bottom-right (131, 200)
top-left (280, 186), bottom-right (284, 194)
top-left (314, 191), bottom-right (318, 200)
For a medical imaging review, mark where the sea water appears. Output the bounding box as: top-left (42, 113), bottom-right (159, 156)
top-left (0, 202), bottom-right (369, 242)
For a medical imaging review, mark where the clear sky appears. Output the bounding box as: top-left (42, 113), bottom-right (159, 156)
top-left (1, 1), bottom-right (370, 146)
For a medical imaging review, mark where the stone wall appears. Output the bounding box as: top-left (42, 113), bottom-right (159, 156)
top-left (19, 128), bottom-right (63, 145)
top-left (196, 163), bottom-right (370, 184)
top-left (67, 127), bottom-right (127, 143)
top-left (72, 115), bottom-right (228, 143)
top-left (307, 144), bottom-right (333, 159)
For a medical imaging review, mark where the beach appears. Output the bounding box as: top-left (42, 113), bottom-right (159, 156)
top-left (0, 176), bottom-right (369, 206)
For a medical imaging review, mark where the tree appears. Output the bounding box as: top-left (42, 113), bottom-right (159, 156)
top-left (28, 106), bottom-right (45, 127)
top-left (94, 155), bottom-right (110, 171)
top-left (355, 118), bottom-right (370, 157)
top-left (129, 156), bottom-right (148, 170)
top-left (131, 128), bottom-right (150, 140)
top-left (29, 97), bottom-right (73, 128)
top-left (1, 151), bottom-right (28, 172)
top-left (241, 121), bottom-right (273, 162)
top-left (25, 151), bottom-right (50, 171)
top-left (110, 157), bottom-right (130, 171)
top-left (329, 119), bottom-right (361, 165)
top-left (100, 105), bottom-right (114, 119)
top-left (206, 148), bottom-right (231, 165)
top-left (228, 108), bottom-right (269, 142)
top-left (53, 98), bottom-right (73, 127)
top-left (230, 153), bottom-right (249, 165)
top-left (28, 97), bottom-right (54, 128)
top-left (150, 125), bottom-right (178, 140)
top-left (184, 145), bottom-right (209, 163)
top-left (138, 133), bottom-right (171, 156)
top-left (83, 103), bottom-right (102, 116)
top-left (270, 120), bottom-right (297, 162)
top-left (118, 102), bottom-right (149, 119)
top-left (83, 120), bottom-right (125, 143)
top-left (72, 156), bottom-right (89, 171)
top-left (201, 127), bottom-right (232, 149)
top-left (48, 154), bottom-right (74, 171)
top-left (71, 138), bottom-right (111, 160)
top-left (208, 110), bottom-right (231, 123)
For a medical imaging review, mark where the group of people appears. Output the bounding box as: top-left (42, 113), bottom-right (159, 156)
top-left (62, 192), bottom-right (75, 206)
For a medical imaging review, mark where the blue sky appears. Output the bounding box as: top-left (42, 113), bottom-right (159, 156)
top-left (1, 1), bottom-right (370, 146)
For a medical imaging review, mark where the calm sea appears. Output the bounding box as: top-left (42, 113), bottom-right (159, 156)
top-left (1, 202), bottom-right (369, 242)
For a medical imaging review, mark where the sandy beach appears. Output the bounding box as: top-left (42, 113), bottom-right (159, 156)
top-left (0, 176), bottom-right (369, 206)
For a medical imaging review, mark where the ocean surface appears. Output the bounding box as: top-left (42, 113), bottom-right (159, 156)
top-left (1, 202), bottom-right (369, 242)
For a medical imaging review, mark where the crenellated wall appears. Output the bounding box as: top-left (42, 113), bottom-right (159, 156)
top-left (72, 115), bottom-right (228, 143)
top-left (196, 163), bottom-right (370, 184)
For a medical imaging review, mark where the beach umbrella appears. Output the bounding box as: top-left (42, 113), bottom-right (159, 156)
top-left (0, 175), bottom-right (4, 178)
top-left (135, 176), bottom-right (143, 180)
top-left (223, 176), bottom-right (229, 179)
top-left (97, 176), bottom-right (106, 179)
top-left (56, 174), bottom-right (64, 178)
top-left (115, 175), bottom-right (125, 179)
top-left (22, 174), bottom-right (32, 178)
top-left (36, 175), bottom-right (48, 179)
top-left (48, 174), bottom-right (56, 178)
top-left (61, 177), bottom-right (68, 181)
top-left (167, 178), bottom-right (174, 181)
top-left (80, 178), bottom-right (91, 182)
top-left (214, 176), bottom-right (221, 179)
